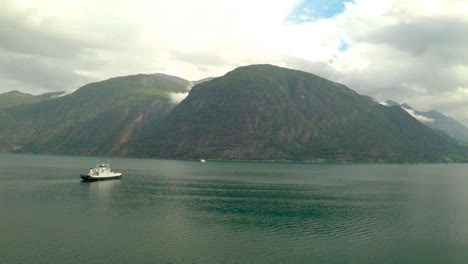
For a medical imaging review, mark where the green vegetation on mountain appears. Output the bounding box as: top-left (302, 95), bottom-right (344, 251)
top-left (1, 65), bottom-right (466, 162)
top-left (386, 100), bottom-right (468, 143)
top-left (0, 90), bottom-right (65, 109)
top-left (0, 74), bottom-right (190, 155)
top-left (131, 65), bottom-right (466, 162)
top-left (422, 110), bottom-right (468, 142)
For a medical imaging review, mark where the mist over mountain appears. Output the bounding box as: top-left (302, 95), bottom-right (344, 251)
top-left (385, 100), bottom-right (468, 143)
top-left (0, 65), bottom-right (466, 162)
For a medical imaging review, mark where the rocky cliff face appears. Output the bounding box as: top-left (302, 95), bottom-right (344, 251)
top-left (130, 65), bottom-right (463, 162)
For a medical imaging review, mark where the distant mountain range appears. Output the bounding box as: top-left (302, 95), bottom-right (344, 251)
top-left (0, 65), bottom-right (466, 162)
top-left (384, 100), bottom-right (468, 142)
top-left (0, 90), bottom-right (65, 109)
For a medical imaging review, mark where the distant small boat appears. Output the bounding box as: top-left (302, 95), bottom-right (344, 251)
top-left (81, 162), bottom-right (122, 181)
top-left (199, 159), bottom-right (206, 163)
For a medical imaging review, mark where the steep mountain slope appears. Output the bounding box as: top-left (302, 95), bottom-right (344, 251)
top-left (420, 111), bottom-right (468, 142)
top-left (131, 65), bottom-right (464, 162)
top-left (0, 73), bottom-right (190, 155)
top-left (385, 100), bottom-right (468, 142)
top-left (0, 90), bottom-right (65, 109)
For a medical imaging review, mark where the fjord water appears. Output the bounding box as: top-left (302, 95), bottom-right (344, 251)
top-left (2, 154), bottom-right (468, 263)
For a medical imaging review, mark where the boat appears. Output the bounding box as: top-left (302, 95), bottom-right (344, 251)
top-left (199, 159), bottom-right (206, 163)
top-left (81, 162), bottom-right (122, 181)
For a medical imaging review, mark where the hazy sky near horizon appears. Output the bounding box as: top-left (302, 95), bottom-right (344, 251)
top-left (2, 0), bottom-right (468, 125)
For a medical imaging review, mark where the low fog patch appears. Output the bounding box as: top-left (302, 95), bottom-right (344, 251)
top-left (401, 106), bottom-right (434, 123)
top-left (168, 82), bottom-right (194, 104)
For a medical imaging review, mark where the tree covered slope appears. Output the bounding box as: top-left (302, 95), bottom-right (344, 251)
top-left (0, 73), bottom-right (190, 155)
top-left (130, 65), bottom-right (465, 162)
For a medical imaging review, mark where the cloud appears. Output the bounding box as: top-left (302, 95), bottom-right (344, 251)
top-left (0, 0), bottom-right (302, 94)
top-left (363, 17), bottom-right (468, 58)
top-left (168, 82), bottom-right (194, 104)
top-left (308, 0), bottom-right (468, 126)
top-left (168, 92), bottom-right (189, 104)
top-left (1, 0), bottom-right (468, 127)
top-left (400, 106), bottom-right (434, 123)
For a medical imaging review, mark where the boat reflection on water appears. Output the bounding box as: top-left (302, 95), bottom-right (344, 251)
top-left (81, 178), bottom-right (121, 204)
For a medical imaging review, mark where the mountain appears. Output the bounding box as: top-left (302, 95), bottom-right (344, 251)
top-left (0, 73), bottom-right (190, 155)
top-left (0, 90), bottom-right (65, 109)
top-left (129, 65), bottom-right (465, 162)
top-left (1, 65), bottom-right (466, 162)
top-left (385, 100), bottom-right (468, 142)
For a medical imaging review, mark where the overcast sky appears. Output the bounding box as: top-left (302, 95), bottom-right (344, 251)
top-left (2, 0), bottom-right (468, 125)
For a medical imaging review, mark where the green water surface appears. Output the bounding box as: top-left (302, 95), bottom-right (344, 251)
top-left (2, 154), bottom-right (468, 263)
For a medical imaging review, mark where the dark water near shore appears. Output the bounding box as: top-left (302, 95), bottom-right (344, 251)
top-left (2, 154), bottom-right (468, 263)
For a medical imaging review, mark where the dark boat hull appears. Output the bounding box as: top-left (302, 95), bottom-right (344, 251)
top-left (80, 174), bottom-right (122, 181)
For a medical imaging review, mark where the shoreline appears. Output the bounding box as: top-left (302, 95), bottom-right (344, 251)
top-left (0, 151), bottom-right (461, 164)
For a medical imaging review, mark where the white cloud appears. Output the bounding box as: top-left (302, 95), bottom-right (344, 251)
top-left (168, 82), bottom-right (194, 104)
top-left (318, 0), bottom-right (468, 126)
top-left (168, 92), bottom-right (189, 104)
top-left (401, 106), bottom-right (434, 123)
top-left (1, 0), bottom-right (468, 127)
